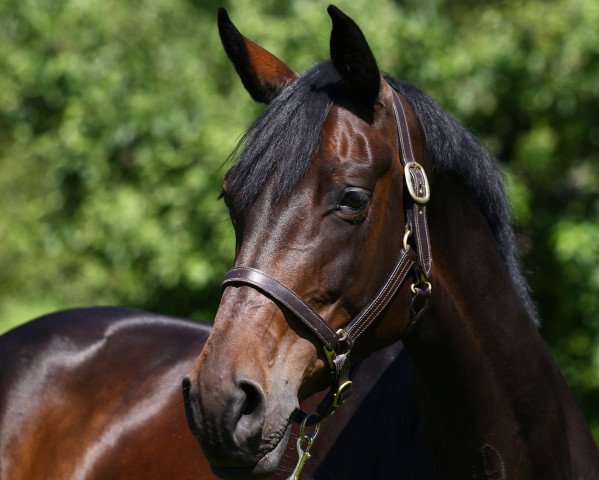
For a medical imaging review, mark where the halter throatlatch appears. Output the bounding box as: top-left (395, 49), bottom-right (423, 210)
top-left (220, 87), bottom-right (433, 478)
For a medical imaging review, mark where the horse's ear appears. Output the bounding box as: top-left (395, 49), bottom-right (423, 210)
top-left (218, 8), bottom-right (298, 104)
top-left (328, 5), bottom-right (380, 108)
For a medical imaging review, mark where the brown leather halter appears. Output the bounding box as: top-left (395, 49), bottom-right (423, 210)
top-left (221, 86), bottom-right (433, 426)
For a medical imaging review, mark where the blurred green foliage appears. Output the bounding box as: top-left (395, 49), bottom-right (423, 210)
top-left (0, 0), bottom-right (597, 442)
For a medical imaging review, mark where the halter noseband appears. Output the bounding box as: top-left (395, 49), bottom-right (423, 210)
top-left (221, 87), bottom-right (432, 425)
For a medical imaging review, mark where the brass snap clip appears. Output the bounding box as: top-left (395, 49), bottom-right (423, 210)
top-left (288, 412), bottom-right (321, 480)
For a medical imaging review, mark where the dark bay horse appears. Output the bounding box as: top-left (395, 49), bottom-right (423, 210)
top-left (0, 307), bottom-right (434, 479)
top-left (184, 5), bottom-right (599, 480)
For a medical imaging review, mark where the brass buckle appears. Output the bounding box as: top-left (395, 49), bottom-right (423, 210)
top-left (404, 162), bottom-right (430, 204)
top-left (332, 380), bottom-right (353, 408)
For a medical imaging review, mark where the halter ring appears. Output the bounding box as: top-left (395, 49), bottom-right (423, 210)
top-left (403, 226), bottom-right (412, 251)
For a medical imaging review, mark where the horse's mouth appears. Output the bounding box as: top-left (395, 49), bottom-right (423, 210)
top-left (210, 425), bottom-right (291, 480)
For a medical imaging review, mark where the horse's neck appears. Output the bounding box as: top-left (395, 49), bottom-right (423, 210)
top-left (403, 174), bottom-right (574, 479)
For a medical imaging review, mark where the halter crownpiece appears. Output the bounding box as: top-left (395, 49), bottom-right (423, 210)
top-left (221, 86), bottom-right (433, 427)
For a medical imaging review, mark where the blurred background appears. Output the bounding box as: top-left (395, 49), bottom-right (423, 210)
top-left (0, 0), bottom-right (597, 441)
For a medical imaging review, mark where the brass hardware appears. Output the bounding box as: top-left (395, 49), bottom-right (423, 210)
top-left (332, 380), bottom-right (353, 408)
top-left (403, 226), bottom-right (411, 251)
top-left (288, 412), bottom-right (321, 480)
top-left (411, 281), bottom-right (432, 295)
top-left (323, 329), bottom-right (350, 370)
top-left (323, 345), bottom-right (336, 370)
top-left (404, 161), bottom-right (430, 204)
top-left (298, 412), bottom-right (320, 441)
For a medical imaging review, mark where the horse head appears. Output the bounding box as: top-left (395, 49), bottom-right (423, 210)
top-left (184, 6), bottom-right (433, 478)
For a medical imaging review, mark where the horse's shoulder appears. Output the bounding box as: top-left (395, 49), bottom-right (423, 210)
top-left (0, 307), bottom-right (212, 479)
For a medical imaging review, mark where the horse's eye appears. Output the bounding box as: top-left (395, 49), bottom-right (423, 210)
top-left (337, 189), bottom-right (370, 212)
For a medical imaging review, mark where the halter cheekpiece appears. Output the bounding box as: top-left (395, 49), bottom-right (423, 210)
top-left (221, 85), bottom-right (433, 426)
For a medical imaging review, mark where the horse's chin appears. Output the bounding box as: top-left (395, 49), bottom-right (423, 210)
top-left (210, 426), bottom-right (291, 480)
top-left (255, 426), bottom-right (292, 474)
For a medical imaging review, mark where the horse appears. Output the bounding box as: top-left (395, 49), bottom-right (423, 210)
top-left (0, 307), bottom-right (435, 479)
top-left (2, 5), bottom-right (597, 480)
top-left (183, 5), bottom-right (599, 480)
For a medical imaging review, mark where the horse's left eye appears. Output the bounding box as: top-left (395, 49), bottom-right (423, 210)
top-left (337, 189), bottom-right (370, 212)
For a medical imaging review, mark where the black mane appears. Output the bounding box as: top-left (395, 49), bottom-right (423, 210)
top-left (386, 76), bottom-right (538, 323)
top-left (227, 62), bottom-right (342, 214)
top-left (227, 61), bottom-right (538, 323)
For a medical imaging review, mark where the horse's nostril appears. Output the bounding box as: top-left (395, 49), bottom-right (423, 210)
top-left (233, 378), bottom-right (266, 445)
top-left (239, 380), bottom-right (263, 416)
top-left (182, 376), bottom-right (191, 392)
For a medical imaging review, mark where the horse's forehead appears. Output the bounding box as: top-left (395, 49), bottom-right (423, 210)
top-left (319, 105), bottom-right (394, 173)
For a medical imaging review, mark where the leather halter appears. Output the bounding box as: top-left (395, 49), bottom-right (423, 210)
top-left (221, 87), bottom-right (432, 424)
